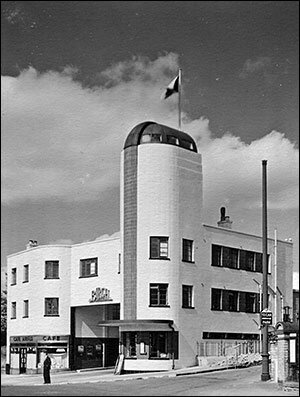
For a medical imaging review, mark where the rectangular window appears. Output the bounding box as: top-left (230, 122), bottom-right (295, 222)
top-left (11, 302), bottom-right (16, 319)
top-left (149, 284), bottom-right (168, 306)
top-left (182, 285), bottom-right (194, 308)
top-left (150, 237), bottom-right (169, 259)
top-left (240, 250), bottom-right (255, 271)
top-left (44, 297), bottom-right (59, 316)
top-left (45, 261), bottom-right (59, 279)
top-left (255, 253), bottom-right (263, 273)
top-left (211, 245), bottom-right (222, 266)
top-left (223, 246), bottom-right (239, 269)
top-left (124, 332), bottom-right (137, 358)
top-left (223, 290), bottom-right (239, 312)
top-left (23, 300), bottom-right (29, 317)
top-left (23, 264), bottom-right (29, 283)
top-left (182, 239), bottom-right (194, 262)
top-left (11, 268), bottom-right (16, 285)
top-left (245, 292), bottom-right (258, 313)
top-left (211, 289), bottom-right (222, 310)
top-left (80, 258), bottom-right (98, 277)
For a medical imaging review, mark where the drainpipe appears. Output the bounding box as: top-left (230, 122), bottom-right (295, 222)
top-left (168, 322), bottom-right (175, 370)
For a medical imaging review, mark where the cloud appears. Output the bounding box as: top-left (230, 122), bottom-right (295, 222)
top-left (239, 57), bottom-right (281, 85)
top-left (1, 54), bottom-right (299, 220)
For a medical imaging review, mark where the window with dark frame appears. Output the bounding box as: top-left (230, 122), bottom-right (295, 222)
top-left (245, 292), bottom-right (257, 313)
top-left (240, 250), bottom-right (255, 271)
top-left (222, 246), bottom-right (238, 269)
top-left (182, 239), bottom-right (194, 262)
top-left (182, 285), bottom-right (194, 308)
top-left (11, 268), bottom-right (16, 285)
top-left (150, 237), bottom-right (169, 259)
top-left (211, 288), bottom-right (222, 310)
top-left (45, 261), bottom-right (59, 279)
top-left (150, 284), bottom-right (168, 306)
top-left (23, 300), bottom-right (29, 318)
top-left (255, 253), bottom-right (263, 273)
top-left (11, 302), bottom-right (16, 319)
top-left (80, 258), bottom-right (98, 277)
top-left (23, 264), bottom-right (29, 283)
top-left (211, 245), bottom-right (222, 266)
top-left (44, 297), bottom-right (59, 316)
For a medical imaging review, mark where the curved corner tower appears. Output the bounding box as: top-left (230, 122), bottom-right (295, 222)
top-left (121, 121), bottom-right (203, 324)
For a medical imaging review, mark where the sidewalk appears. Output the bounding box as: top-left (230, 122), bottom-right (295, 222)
top-left (1, 363), bottom-right (298, 393)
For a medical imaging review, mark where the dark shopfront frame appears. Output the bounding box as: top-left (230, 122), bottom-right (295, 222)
top-left (9, 335), bottom-right (69, 374)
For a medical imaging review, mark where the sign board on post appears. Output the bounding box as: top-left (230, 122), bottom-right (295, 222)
top-left (260, 308), bottom-right (272, 326)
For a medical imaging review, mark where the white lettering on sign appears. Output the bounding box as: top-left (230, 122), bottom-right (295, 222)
top-left (89, 287), bottom-right (113, 303)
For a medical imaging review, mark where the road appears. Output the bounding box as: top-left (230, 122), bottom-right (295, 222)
top-left (1, 366), bottom-right (298, 396)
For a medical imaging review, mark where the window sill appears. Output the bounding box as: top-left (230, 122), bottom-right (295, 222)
top-left (22, 316), bottom-right (29, 318)
top-left (10, 317), bottom-right (16, 320)
top-left (149, 258), bottom-right (170, 261)
top-left (182, 306), bottom-right (195, 309)
top-left (182, 260), bottom-right (195, 264)
top-left (10, 283), bottom-right (16, 286)
top-left (22, 281), bottom-right (29, 283)
top-left (149, 305), bottom-right (170, 308)
top-left (79, 274), bottom-right (98, 278)
top-left (44, 314), bottom-right (60, 317)
top-left (44, 277), bottom-right (60, 280)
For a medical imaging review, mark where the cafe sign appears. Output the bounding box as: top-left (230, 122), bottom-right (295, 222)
top-left (89, 287), bottom-right (113, 303)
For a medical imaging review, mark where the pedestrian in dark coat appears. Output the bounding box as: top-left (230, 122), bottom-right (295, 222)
top-left (43, 351), bottom-right (52, 384)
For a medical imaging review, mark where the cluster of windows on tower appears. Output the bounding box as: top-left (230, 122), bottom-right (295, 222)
top-left (149, 284), bottom-right (194, 309)
top-left (139, 126), bottom-right (195, 151)
top-left (149, 236), bottom-right (194, 262)
top-left (211, 288), bottom-right (260, 313)
top-left (211, 244), bottom-right (268, 273)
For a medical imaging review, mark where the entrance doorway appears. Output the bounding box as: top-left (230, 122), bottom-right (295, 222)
top-left (19, 348), bottom-right (27, 374)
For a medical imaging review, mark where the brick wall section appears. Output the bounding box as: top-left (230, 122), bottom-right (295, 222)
top-left (123, 146), bottom-right (138, 319)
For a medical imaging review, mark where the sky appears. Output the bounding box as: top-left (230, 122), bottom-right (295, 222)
top-left (1, 1), bottom-right (299, 289)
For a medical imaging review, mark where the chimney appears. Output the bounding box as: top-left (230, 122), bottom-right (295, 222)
top-left (217, 207), bottom-right (233, 229)
top-left (26, 240), bottom-right (38, 250)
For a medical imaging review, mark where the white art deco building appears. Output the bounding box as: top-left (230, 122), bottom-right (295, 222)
top-left (6, 121), bottom-right (293, 374)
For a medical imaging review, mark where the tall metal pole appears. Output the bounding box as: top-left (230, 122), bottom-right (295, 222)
top-left (261, 159), bottom-right (270, 381)
top-left (178, 68), bottom-right (182, 130)
top-left (274, 228), bottom-right (277, 325)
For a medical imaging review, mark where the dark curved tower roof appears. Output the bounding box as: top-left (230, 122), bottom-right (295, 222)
top-left (124, 121), bottom-right (197, 153)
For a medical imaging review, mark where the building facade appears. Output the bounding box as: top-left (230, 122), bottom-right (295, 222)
top-left (6, 121), bottom-right (294, 374)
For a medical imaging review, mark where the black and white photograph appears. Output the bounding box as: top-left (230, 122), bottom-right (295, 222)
top-left (1, 1), bottom-right (299, 395)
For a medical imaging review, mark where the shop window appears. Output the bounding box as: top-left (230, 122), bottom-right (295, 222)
top-left (11, 268), bottom-right (16, 285)
top-left (124, 332), bottom-right (137, 358)
top-left (211, 289), bottom-right (222, 310)
top-left (150, 284), bottom-right (169, 307)
top-left (11, 302), bottom-right (16, 319)
top-left (80, 258), bottom-right (98, 277)
top-left (182, 239), bottom-right (194, 262)
top-left (45, 261), bottom-right (59, 279)
top-left (23, 264), bottom-right (29, 283)
top-left (150, 332), bottom-right (168, 358)
top-left (150, 237), bottom-right (169, 259)
top-left (23, 300), bottom-right (29, 318)
top-left (44, 297), bottom-right (59, 316)
top-left (211, 245), bottom-right (222, 267)
top-left (182, 285), bottom-right (194, 308)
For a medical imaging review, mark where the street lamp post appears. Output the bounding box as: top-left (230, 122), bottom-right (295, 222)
top-left (261, 160), bottom-right (270, 381)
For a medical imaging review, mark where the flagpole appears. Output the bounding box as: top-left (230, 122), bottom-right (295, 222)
top-left (178, 68), bottom-right (182, 130)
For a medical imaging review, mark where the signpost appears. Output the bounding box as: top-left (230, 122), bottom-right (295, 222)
top-left (260, 308), bottom-right (272, 326)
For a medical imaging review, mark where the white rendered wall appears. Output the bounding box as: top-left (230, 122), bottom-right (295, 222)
top-left (70, 237), bottom-right (122, 307)
top-left (7, 245), bottom-right (71, 342)
top-left (136, 143), bottom-right (203, 368)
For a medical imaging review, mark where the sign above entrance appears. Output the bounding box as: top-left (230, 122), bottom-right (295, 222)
top-left (89, 287), bottom-right (113, 303)
top-left (260, 308), bottom-right (272, 325)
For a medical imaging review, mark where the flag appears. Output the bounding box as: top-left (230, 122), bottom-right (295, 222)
top-left (163, 74), bottom-right (179, 99)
